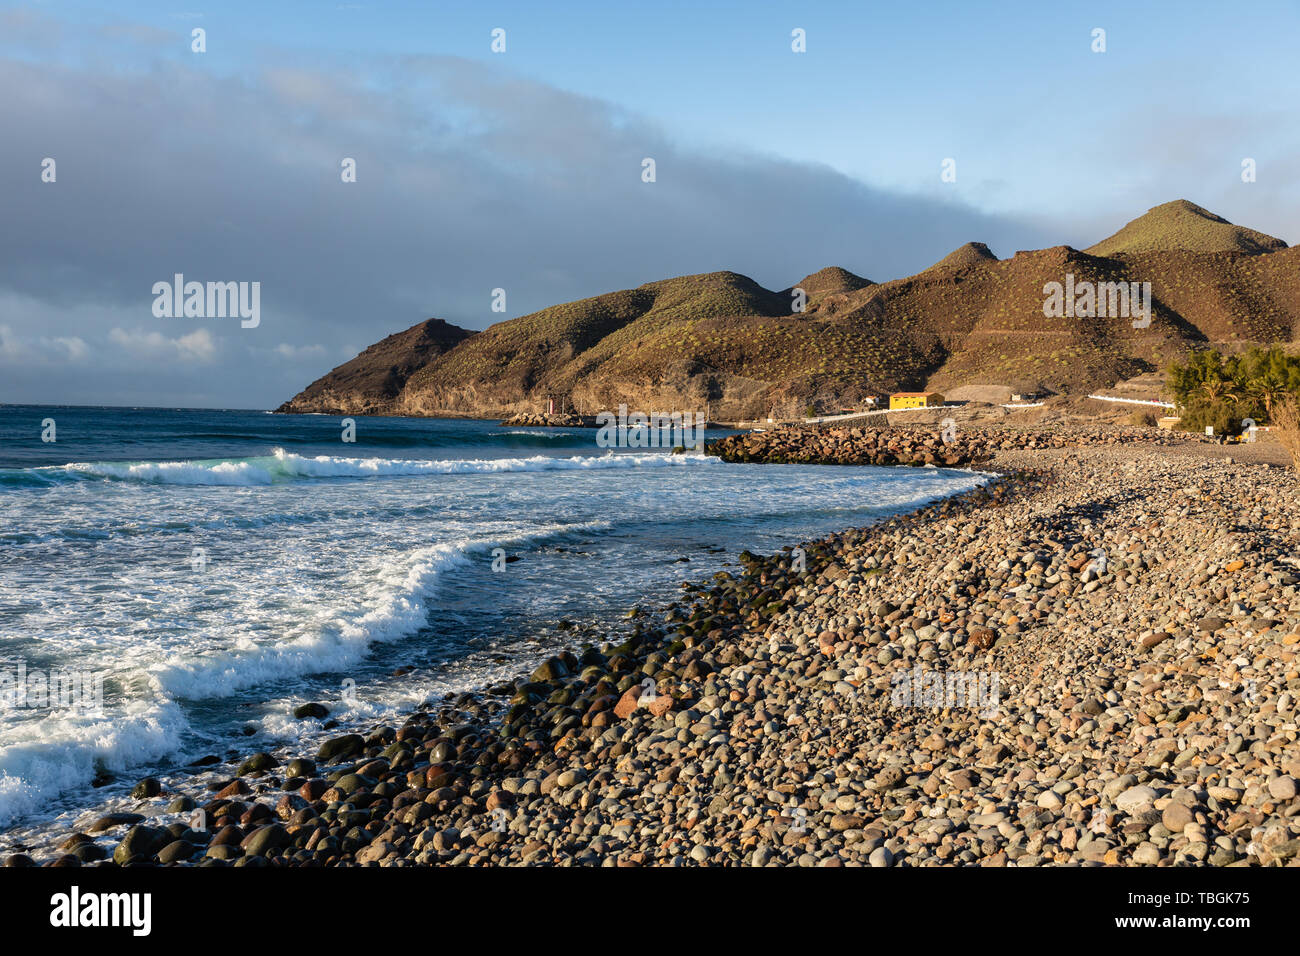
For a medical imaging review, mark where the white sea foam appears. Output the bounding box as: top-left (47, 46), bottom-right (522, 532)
top-left (146, 520), bottom-right (609, 700)
top-left (0, 700), bottom-right (186, 828)
top-left (0, 519), bottom-right (608, 827)
top-left (488, 430), bottom-right (576, 437)
top-left (54, 449), bottom-right (714, 486)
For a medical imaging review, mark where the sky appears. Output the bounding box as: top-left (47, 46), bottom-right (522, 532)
top-left (2, 0), bottom-right (1298, 408)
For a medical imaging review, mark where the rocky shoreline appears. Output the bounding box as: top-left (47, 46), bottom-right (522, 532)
top-left (705, 422), bottom-right (1212, 467)
top-left (8, 433), bottom-right (1300, 868)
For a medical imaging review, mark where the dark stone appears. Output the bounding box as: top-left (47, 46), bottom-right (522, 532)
top-left (59, 832), bottom-right (93, 851)
top-left (299, 778), bottom-right (329, 801)
top-left (114, 825), bottom-right (166, 865)
top-left (317, 734), bottom-right (365, 763)
top-left (210, 825), bottom-right (245, 847)
top-left (530, 657), bottom-right (569, 682)
top-left (285, 758), bottom-right (316, 779)
top-left (158, 840), bottom-right (198, 863)
top-left (131, 777), bottom-right (162, 800)
top-left (237, 752), bottom-right (280, 775)
top-left (216, 779), bottom-right (250, 798)
top-left (241, 824), bottom-right (289, 857)
top-left (88, 813), bottom-right (145, 833)
top-left (73, 844), bottom-right (107, 863)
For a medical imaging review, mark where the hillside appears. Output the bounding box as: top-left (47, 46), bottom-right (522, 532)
top-left (277, 318), bottom-right (472, 415)
top-left (279, 200), bottom-right (1297, 420)
top-left (1085, 200), bottom-right (1287, 257)
top-left (925, 241), bottom-right (999, 273)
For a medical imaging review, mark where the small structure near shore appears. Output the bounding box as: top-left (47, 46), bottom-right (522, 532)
top-left (890, 391), bottom-right (945, 410)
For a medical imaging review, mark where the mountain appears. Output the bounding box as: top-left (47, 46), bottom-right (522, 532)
top-left (794, 266), bottom-right (873, 300)
top-left (276, 318), bottom-right (472, 415)
top-left (925, 241), bottom-right (999, 273)
top-left (1085, 200), bottom-right (1287, 257)
top-left (279, 200), bottom-right (1298, 420)
top-left (393, 272), bottom-right (793, 417)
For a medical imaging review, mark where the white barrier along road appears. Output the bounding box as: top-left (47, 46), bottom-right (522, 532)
top-left (803, 405), bottom-right (961, 425)
top-left (1087, 394), bottom-right (1176, 409)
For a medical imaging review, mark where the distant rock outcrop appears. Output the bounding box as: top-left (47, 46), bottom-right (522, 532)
top-left (499, 412), bottom-right (589, 427)
top-left (277, 318), bottom-right (472, 415)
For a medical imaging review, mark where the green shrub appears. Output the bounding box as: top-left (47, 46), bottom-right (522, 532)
top-left (1126, 410), bottom-right (1157, 427)
top-left (1177, 398), bottom-right (1247, 436)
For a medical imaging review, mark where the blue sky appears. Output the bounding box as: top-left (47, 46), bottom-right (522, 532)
top-left (34, 0), bottom-right (1296, 227)
top-left (2, 1), bottom-right (1298, 406)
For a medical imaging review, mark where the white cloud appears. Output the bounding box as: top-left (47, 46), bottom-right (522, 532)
top-left (273, 342), bottom-right (327, 361)
top-left (46, 336), bottom-right (89, 362)
top-left (0, 325), bottom-right (89, 364)
top-left (0, 324), bottom-right (27, 361)
top-left (176, 329), bottom-right (217, 362)
top-left (109, 326), bottom-right (217, 363)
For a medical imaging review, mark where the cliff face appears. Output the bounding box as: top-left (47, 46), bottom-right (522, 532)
top-left (276, 318), bottom-right (473, 415)
top-left (279, 202), bottom-right (1297, 420)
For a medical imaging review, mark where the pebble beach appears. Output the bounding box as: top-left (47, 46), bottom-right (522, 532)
top-left (11, 425), bottom-right (1300, 868)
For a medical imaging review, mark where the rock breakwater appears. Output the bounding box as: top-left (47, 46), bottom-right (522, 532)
top-left (705, 423), bottom-right (1209, 467)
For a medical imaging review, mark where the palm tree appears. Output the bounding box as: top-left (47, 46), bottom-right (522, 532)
top-left (1243, 346), bottom-right (1295, 420)
top-left (1199, 377), bottom-right (1231, 404)
top-left (1248, 378), bottom-right (1282, 419)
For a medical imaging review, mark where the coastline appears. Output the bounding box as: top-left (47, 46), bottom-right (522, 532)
top-left (8, 428), bottom-right (1300, 868)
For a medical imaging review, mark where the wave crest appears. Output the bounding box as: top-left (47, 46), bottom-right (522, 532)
top-left (35, 449), bottom-right (715, 487)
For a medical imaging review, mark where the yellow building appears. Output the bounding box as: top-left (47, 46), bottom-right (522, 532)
top-left (890, 391), bottom-right (945, 410)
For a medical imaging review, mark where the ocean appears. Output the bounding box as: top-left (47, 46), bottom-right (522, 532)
top-left (0, 405), bottom-right (989, 846)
